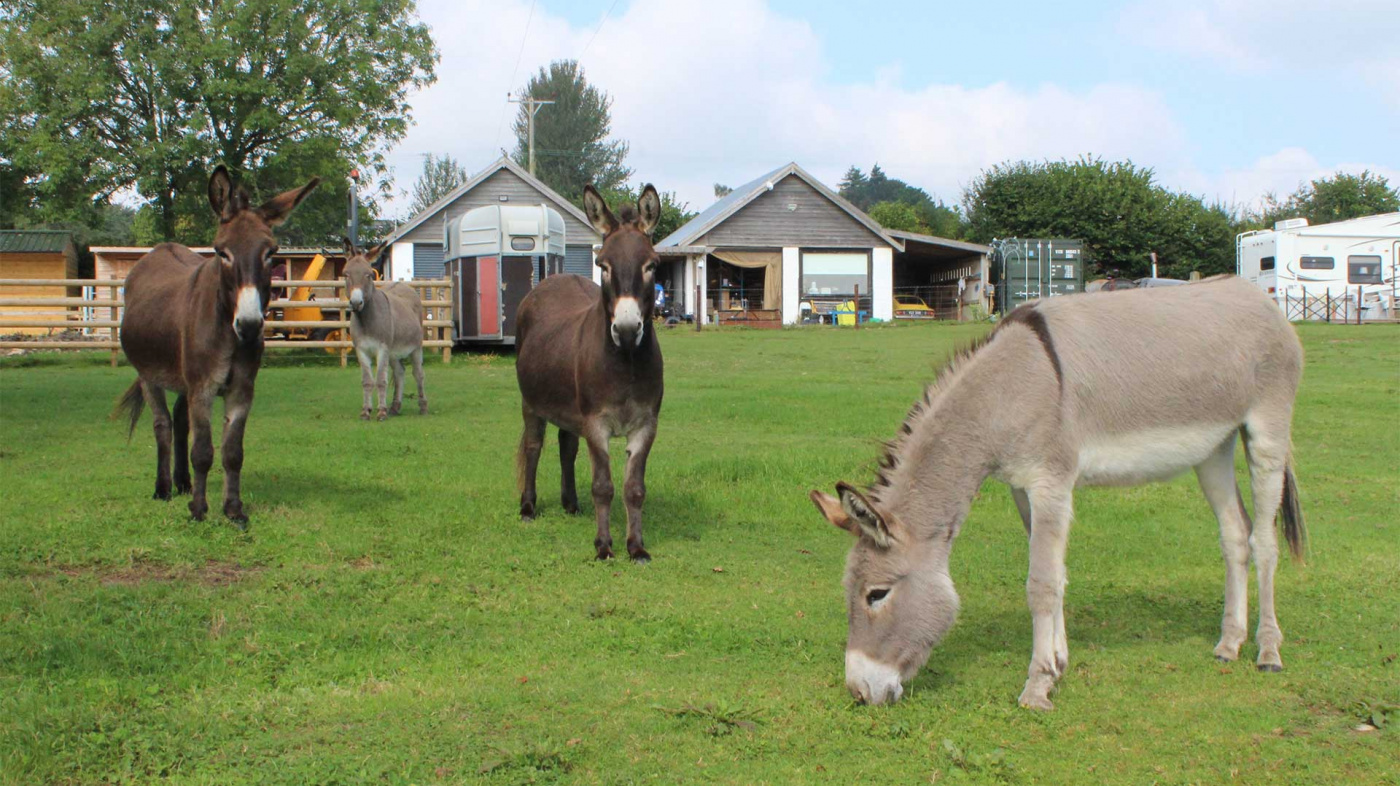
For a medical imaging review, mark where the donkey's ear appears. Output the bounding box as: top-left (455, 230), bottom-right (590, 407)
top-left (209, 166), bottom-right (236, 221)
top-left (257, 176), bottom-right (321, 227)
top-left (583, 185), bottom-right (618, 237)
top-left (810, 489), bottom-right (858, 535)
top-left (836, 481), bottom-right (895, 548)
top-left (367, 242), bottom-right (389, 262)
top-left (342, 236), bottom-right (357, 256)
top-left (636, 185), bottom-right (661, 236)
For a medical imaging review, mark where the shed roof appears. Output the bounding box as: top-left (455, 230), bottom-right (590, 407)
top-left (0, 230), bottom-right (74, 254)
top-left (886, 229), bottom-right (991, 256)
top-left (381, 156), bottom-right (597, 247)
top-left (656, 162), bottom-right (901, 250)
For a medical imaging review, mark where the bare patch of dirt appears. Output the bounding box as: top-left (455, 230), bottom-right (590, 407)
top-left (50, 559), bottom-right (258, 587)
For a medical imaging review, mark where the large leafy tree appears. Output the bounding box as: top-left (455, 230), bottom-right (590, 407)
top-left (1250, 170), bottom-right (1399, 229)
top-left (0, 0), bottom-right (437, 245)
top-left (962, 157), bottom-right (1236, 278)
top-left (595, 185), bottom-right (695, 243)
top-left (512, 60), bottom-right (631, 203)
top-left (409, 153), bottom-right (468, 215)
top-left (839, 164), bottom-right (963, 238)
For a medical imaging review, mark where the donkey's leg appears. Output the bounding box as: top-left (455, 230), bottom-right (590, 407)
top-left (187, 390), bottom-right (216, 522)
top-left (1195, 434), bottom-right (1252, 662)
top-left (388, 356), bottom-right (405, 416)
top-left (411, 347), bottom-right (428, 414)
top-left (356, 346), bottom-right (375, 420)
top-left (1012, 485), bottom-right (1063, 671)
top-left (518, 410), bottom-right (546, 520)
top-left (172, 394), bottom-right (192, 495)
top-left (1019, 482), bottom-right (1074, 711)
top-left (1244, 416), bottom-right (1290, 672)
top-left (140, 382), bottom-right (173, 500)
top-left (374, 348), bottom-right (390, 421)
top-left (559, 429), bottom-right (580, 515)
top-left (219, 380), bottom-right (255, 528)
top-left (622, 422), bottom-right (657, 562)
top-left (583, 425), bottom-right (615, 560)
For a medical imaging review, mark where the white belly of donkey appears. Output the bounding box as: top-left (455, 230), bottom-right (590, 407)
top-left (1076, 423), bottom-right (1237, 486)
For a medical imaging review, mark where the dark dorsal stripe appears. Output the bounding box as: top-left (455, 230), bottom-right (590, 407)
top-left (996, 304), bottom-right (1063, 388)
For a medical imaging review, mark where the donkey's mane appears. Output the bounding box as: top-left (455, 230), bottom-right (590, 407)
top-left (615, 204), bottom-right (639, 224)
top-left (870, 331), bottom-right (997, 496)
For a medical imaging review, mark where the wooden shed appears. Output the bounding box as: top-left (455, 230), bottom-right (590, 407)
top-left (379, 156), bottom-right (602, 283)
top-left (0, 230), bottom-right (80, 334)
top-left (654, 163), bottom-right (902, 326)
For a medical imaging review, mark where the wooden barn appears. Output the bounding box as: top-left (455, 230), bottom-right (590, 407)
top-left (655, 164), bottom-right (990, 325)
top-left (379, 156), bottom-right (602, 282)
top-left (0, 230), bottom-right (80, 334)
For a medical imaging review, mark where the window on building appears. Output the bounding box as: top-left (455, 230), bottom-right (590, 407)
top-left (1348, 255), bottom-right (1383, 284)
top-left (1299, 256), bottom-right (1334, 270)
top-left (801, 252), bottom-right (869, 296)
top-left (1260, 256), bottom-right (1275, 271)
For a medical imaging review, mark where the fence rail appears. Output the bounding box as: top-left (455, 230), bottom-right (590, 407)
top-left (0, 277), bottom-right (455, 366)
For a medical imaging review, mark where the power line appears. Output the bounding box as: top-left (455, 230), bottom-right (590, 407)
top-left (494, 0), bottom-right (538, 152)
top-left (578, 0), bottom-right (621, 65)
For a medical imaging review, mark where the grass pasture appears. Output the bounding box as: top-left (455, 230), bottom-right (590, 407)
top-left (1, 321), bottom-right (1397, 784)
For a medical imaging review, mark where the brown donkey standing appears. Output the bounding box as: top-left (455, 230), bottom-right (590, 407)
top-left (515, 185), bottom-right (665, 561)
top-left (116, 166), bottom-right (319, 528)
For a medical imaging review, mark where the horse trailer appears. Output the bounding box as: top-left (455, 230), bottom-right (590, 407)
top-left (1237, 213), bottom-right (1399, 321)
top-left (445, 204), bottom-right (566, 345)
top-left (990, 238), bottom-right (1087, 313)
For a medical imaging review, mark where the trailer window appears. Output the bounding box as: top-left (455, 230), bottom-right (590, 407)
top-left (510, 237), bottom-right (536, 251)
top-left (1260, 256), bottom-right (1275, 271)
top-left (1299, 256), bottom-right (1334, 270)
top-left (1348, 256), bottom-right (1383, 284)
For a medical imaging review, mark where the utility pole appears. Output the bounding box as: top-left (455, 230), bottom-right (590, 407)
top-left (508, 93), bottom-right (555, 176)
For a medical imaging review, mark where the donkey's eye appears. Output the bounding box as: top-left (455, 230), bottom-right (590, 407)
top-left (866, 588), bottom-right (890, 606)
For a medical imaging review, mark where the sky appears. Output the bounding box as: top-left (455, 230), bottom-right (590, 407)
top-left (382, 0), bottom-right (1400, 219)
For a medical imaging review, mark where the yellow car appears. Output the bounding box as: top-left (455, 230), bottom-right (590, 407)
top-left (893, 295), bottom-right (935, 319)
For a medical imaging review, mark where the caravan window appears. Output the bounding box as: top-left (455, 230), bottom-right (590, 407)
top-left (1348, 256), bottom-right (1383, 284)
top-left (1260, 256), bottom-right (1275, 271)
top-left (510, 237), bottom-right (536, 251)
top-left (1299, 256), bottom-right (1334, 270)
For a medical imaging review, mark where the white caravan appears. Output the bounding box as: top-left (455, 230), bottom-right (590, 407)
top-left (1237, 212), bottom-right (1400, 320)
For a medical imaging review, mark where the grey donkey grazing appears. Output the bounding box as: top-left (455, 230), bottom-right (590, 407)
top-left (343, 241), bottom-right (429, 420)
top-left (811, 275), bottom-right (1306, 710)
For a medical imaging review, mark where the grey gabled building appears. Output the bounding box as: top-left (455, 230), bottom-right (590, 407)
top-left (380, 156), bottom-right (601, 281)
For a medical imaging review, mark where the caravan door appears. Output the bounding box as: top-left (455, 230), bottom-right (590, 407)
top-left (477, 256), bottom-right (502, 339)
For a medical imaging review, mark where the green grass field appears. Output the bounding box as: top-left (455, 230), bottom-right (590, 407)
top-left (1, 321), bottom-right (1397, 785)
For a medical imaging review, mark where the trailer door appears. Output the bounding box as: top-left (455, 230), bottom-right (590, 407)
top-left (477, 255), bottom-right (502, 338)
top-left (501, 257), bottom-right (533, 338)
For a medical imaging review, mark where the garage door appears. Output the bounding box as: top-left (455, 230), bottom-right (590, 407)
top-left (413, 243), bottom-right (445, 280)
top-left (564, 244), bottom-right (594, 278)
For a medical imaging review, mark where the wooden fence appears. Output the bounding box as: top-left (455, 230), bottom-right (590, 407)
top-left (0, 278), bottom-right (455, 367)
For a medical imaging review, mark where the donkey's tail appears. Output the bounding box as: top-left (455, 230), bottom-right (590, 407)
top-left (1280, 458), bottom-right (1307, 563)
top-left (113, 379), bottom-right (145, 441)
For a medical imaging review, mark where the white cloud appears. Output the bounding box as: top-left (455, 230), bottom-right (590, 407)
top-left (1197, 147), bottom-right (1400, 211)
top-left (383, 0), bottom-right (1395, 222)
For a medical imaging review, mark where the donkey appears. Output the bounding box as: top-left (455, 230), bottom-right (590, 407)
top-left (116, 166), bottom-right (319, 527)
top-left (343, 241), bottom-right (428, 420)
top-left (514, 185), bottom-right (665, 561)
top-left (811, 275), bottom-right (1306, 710)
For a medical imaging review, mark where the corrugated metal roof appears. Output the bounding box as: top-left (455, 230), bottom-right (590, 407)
top-left (0, 230), bottom-right (73, 254)
top-left (886, 229), bottom-right (991, 255)
top-left (655, 162), bottom-right (901, 251)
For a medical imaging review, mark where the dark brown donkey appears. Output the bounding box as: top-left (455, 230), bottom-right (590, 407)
top-left (116, 166), bottom-right (319, 528)
top-left (515, 185), bottom-right (665, 561)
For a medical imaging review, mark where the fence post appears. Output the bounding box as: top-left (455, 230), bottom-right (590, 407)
top-left (1357, 285), bottom-right (1363, 325)
top-left (694, 284), bottom-right (701, 332)
top-left (1325, 290), bottom-right (1331, 323)
top-left (441, 284), bottom-right (451, 364)
top-left (339, 280), bottom-right (348, 368)
top-left (854, 283), bottom-right (860, 329)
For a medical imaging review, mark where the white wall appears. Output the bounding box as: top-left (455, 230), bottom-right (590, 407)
top-left (390, 242), bottom-right (413, 282)
top-left (782, 246), bottom-right (800, 324)
top-left (872, 247), bottom-right (893, 321)
top-left (591, 246), bottom-right (602, 285)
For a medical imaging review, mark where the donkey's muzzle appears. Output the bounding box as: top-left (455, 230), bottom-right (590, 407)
top-left (233, 316), bottom-right (264, 346)
top-left (233, 286), bottom-right (265, 345)
top-left (611, 296), bottom-right (644, 348)
top-left (349, 288), bottom-right (365, 312)
top-left (846, 650), bottom-right (904, 705)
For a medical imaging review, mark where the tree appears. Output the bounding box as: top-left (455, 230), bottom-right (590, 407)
top-left (596, 185), bottom-right (695, 243)
top-left (0, 0), bottom-right (438, 244)
top-left (868, 201), bottom-right (927, 233)
top-left (1248, 170), bottom-right (1399, 229)
top-left (410, 154), bottom-right (468, 215)
top-left (840, 164), bottom-right (964, 238)
top-left (512, 60), bottom-right (631, 203)
top-left (963, 157), bottom-right (1236, 278)
top-left (713, 183), bottom-right (733, 199)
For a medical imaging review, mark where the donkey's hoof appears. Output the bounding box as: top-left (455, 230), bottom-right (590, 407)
top-left (595, 546), bottom-right (615, 561)
top-left (174, 478), bottom-right (192, 495)
top-left (188, 500), bottom-right (208, 521)
top-left (153, 486), bottom-right (172, 501)
top-left (1018, 691), bottom-right (1055, 712)
top-left (1215, 655), bottom-right (1235, 663)
top-left (561, 499), bottom-right (580, 515)
top-left (360, 410), bottom-right (371, 421)
top-left (628, 547), bottom-right (652, 563)
top-left (388, 404), bottom-right (401, 416)
top-left (520, 502), bottom-right (536, 521)
top-left (1257, 663), bottom-right (1283, 673)
top-left (418, 403), bottom-right (429, 415)
top-left (376, 409), bottom-right (388, 422)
